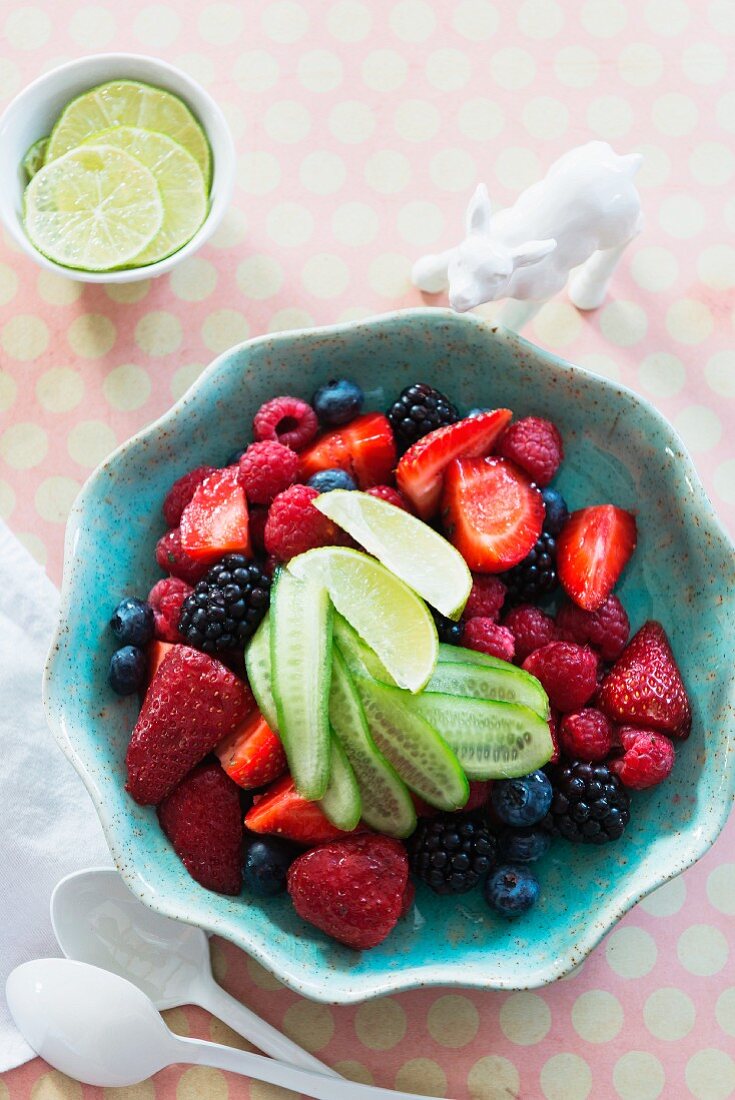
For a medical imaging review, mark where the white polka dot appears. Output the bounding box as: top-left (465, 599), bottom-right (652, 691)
top-left (582, 0), bottom-right (627, 36)
top-left (36, 271), bottom-right (81, 305)
top-left (262, 0), bottom-right (309, 42)
top-left (37, 367), bottom-right (85, 412)
top-left (177, 1067), bottom-right (227, 1100)
top-left (640, 875), bottom-right (687, 916)
top-left (716, 91), bottom-right (735, 134)
top-left (578, 352), bottom-right (621, 381)
top-left (678, 923), bottom-right (730, 975)
top-left (0, 58), bottom-right (21, 100)
top-left (302, 254), bottom-right (350, 298)
top-left (170, 363), bottom-right (205, 401)
top-left (517, 0), bottom-right (563, 38)
top-left (690, 141), bottom-right (735, 186)
top-left (236, 255), bottom-right (283, 299)
top-left (541, 1053), bottom-right (592, 1100)
top-left (430, 148), bottom-right (477, 191)
top-left (175, 52), bottom-right (215, 86)
top-left (266, 202), bottom-right (314, 247)
top-left (238, 152), bottom-right (280, 196)
top-left (659, 195), bottom-right (705, 239)
top-left (332, 1061), bottom-right (374, 1086)
top-left (705, 351), bottom-right (735, 399)
top-left (682, 40), bottom-right (727, 84)
top-left (69, 5), bottom-right (116, 46)
top-left (605, 925), bottom-right (658, 978)
top-left (0, 480), bottom-right (15, 520)
top-left (16, 532), bottom-right (46, 566)
top-left (571, 990), bottom-right (623, 1043)
top-left (666, 299), bottom-right (714, 343)
top-left (467, 1056), bottom-right (520, 1100)
top-left (458, 98), bottom-right (505, 142)
top-left (494, 146), bottom-right (541, 190)
top-left (397, 198), bottom-right (445, 243)
top-left (365, 150), bottom-right (411, 194)
top-left (618, 42), bottom-right (663, 85)
top-left (67, 421), bottom-right (117, 469)
top-left (394, 99), bottom-right (440, 142)
top-left (523, 96), bottom-right (569, 140)
top-left (389, 0), bottom-right (436, 41)
top-left (298, 49), bottom-right (342, 92)
top-left (232, 50), bottom-right (279, 93)
top-left (332, 202), bottom-right (379, 246)
top-left (135, 311), bottom-right (181, 356)
top-left (631, 245), bottom-right (678, 291)
top-left (268, 307), bottom-right (314, 333)
top-left (2, 315), bottom-right (49, 360)
top-left (644, 987), bottom-right (696, 1041)
top-left (639, 352), bottom-right (686, 397)
top-left (613, 1052), bottom-right (665, 1100)
top-left (0, 264), bottom-right (17, 306)
top-left (326, 0), bottom-right (371, 41)
top-left (368, 253), bottom-right (412, 297)
top-left (0, 423), bottom-right (47, 469)
top-left (706, 863), bottom-right (735, 913)
top-left (198, 2), bottom-right (242, 44)
top-left (300, 151), bottom-right (346, 196)
top-left (105, 280), bottom-right (150, 303)
top-left (264, 100), bottom-right (311, 143)
top-left (282, 1001), bottom-right (334, 1052)
top-left (395, 1059), bottom-right (446, 1096)
top-left (330, 100), bottom-right (375, 143)
top-left (635, 144), bottom-right (671, 188)
top-left (652, 92), bottom-right (698, 136)
top-left (725, 197), bottom-right (735, 232)
top-left (362, 49), bottom-right (407, 92)
top-left (208, 208), bottom-right (248, 248)
top-left (103, 365), bottom-right (151, 411)
top-left (554, 44), bottom-right (600, 87)
top-left (489, 46), bottom-right (535, 89)
top-left (499, 992), bottom-right (551, 1045)
top-left (427, 994), bottom-right (479, 1048)
top-left (698, 245), bottom-right (735, 289)
top-left (354, 999), bottom-right (406, 1050)
top-left (426, 48), bottom-right (472, 91)
top-left (68, 313), bottom-right (116, 358)
top-left (686, 1049), bottom-right (735, 1100)
top-left (674, 405), bottom-right (722, 453)
top-left (646, 0), bottom-right (690, 32)
top-left (533, 300), bottom-right (582, 347)
top-left (587, 95), bottom-right (633, 138)
top-left (453, 0), bottom-right (500, 39)
top-left (133, 4), bottom-right (180, 47)
top-left (5, 6), bottom-right (52, 49)
top-left (710, 0), bottom-right (735, 33)
top-left (715, 988), bottom-right (735, 1036)
top-left (336, 305), bottom-right (372, 323)
top-left (170, 258), bottom-right (217, 302)
top-left (0, 372), bottom-right (17, 411)
top-left (713, 459), bottom-right (735, 504)
top-left (201, 310), bottom-right (249, 353)
top-left (599, 301), bottom-right (648, 346)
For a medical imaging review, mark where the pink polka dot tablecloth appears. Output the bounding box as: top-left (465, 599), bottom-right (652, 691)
top-left (1, 1), bottom-right (734, 1098)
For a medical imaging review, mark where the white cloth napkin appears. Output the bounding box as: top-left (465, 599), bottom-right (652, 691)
top-left (0, 521), bottom-right (110, 1071)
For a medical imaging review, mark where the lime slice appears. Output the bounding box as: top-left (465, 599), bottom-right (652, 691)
top-left (81, 127), bottom-right (207, 266)
top-left (288, 546), bottom-right (438, 693)
top-left (23, 145), bottom-right (163, 271)
top-left (315, 489), bottom-right (472, 620)
top-left (23, 136), bottom-right (49, 180)
top-left (45, 80), bottom-right (211, 187)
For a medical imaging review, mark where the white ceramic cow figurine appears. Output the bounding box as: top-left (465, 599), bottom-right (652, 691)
top-left (412, 141), bottom-right (643, 330)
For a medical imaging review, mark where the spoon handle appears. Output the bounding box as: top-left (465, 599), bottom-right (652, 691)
top-left (196, 975), bottom-right (339, 1077)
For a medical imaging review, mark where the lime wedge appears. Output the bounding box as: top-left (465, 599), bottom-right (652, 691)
top-left (23, 145), bottom-right (163, 272)
top-left (288, 546), bottom-right (438, 693)
top-left (45, 80), bottom-right (211, 187)
top-left (315, 489), bottom-right (472, 620)
top-left (23, 136), bottom-right (49, 180)
top-left (81, 127), bottom-right (207, 266)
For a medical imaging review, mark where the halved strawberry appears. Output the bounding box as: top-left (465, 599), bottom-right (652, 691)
top-left (441, 456), bottom-right (544, 572)
top-left (180, 467), bottom-right (250, 562)
top-left (147, 640), bottom-right (175, 683)
top-left (245, 775), bottom-right (355, 845)
top-left (216, 710), bottom-right (287, 789)
top-left (299, 412), bottom-right (396, 489)
top-left (396, 409), bottom-right (512, 520)
top-left (557, 505), bottom-right (637, 612)
top-left (597, 621), bottom-right (691, 739)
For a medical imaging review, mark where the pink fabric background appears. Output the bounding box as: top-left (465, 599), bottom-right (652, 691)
top-left (1, 1), bottom-right (733, 1097)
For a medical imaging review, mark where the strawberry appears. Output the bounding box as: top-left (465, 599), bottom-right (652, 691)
top-left (245, 775), bottom-right (354, 844)
top-left (557, 505), bottom-right (637, 612)
top-left (180, 467), bottom-right (251, 562)
top-left (299, 412), bottom-right (396, 489)
top-left (597, 621), bottom-right (691, 739)
top-left (396, 409), bottom-right (512, 520)
top-left (147, 639), bottom-right (175, 683)
top-left (158, 761), bottom-right (243, 895)
top-left (287, 834), bottom-right (409, 949)
top-left (126, 646), bottom-right (253, 804)
top-left (441, 456), bottom-right (545, 572)
top-left (216, 711), bottom-right (287, 789)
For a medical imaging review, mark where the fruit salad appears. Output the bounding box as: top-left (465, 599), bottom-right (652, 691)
top-left (108, 379), bottom-right (691, 950)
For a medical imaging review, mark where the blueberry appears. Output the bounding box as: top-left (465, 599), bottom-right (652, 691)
top-left (307, 468), bottom-right (358, 493)
top-left (431, 609), bottom-right (464, 645)
top-left (500, 827), bottom-right (551, 863)
top-left (110, 597), bottom-right (154, 647)
top-left (491, 771), bottom-right (553, 827)
top-left (541, 487), bottom-right (569, 536)
top-left (109, 645), bottom-right (147, 695)
top-left (312, 378), bottom-right (364, 427)
top-left (467, 407), bottom-right (490, 418)
top-left (242, 836), bottom-right (300, 896)
top-left (484, 864), bottom-right (540, 917)
top-left (226, 448), bottom-right (247, 466)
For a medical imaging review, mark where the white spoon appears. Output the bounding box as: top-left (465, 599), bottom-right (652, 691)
top-left (50, 867), bottom-right (336, 1077)
top-left (7, 959), bottom-right (438, 1098)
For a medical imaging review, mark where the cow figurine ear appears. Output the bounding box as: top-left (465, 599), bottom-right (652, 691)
top-left (511, 239), bottom-right (557, 268)
top-left (465, 183), bottom-right (493, 236)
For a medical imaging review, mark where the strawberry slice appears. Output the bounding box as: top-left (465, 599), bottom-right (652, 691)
top-left (597, 621), bottom-right (691, 739)
top-left (441, 456), bottom-right (544, 572)
top-left (557, 505), bottom-right (637, 612)
top-left (396, 409), bottom-right (512, 520)
top-left (245, 775), bottom-right (355, 845)
top-left (180, 466), bottom-right (250, 561)
top-left (216, 710), bottom-right (287, 789)
top-left (147, 640), bottom-right (175, 683)
top-left (299, 412), bottom-right (396, 489)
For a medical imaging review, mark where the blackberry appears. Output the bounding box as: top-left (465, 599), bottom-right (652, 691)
top-left (178, 554), bottom-right (271, 654)
top-left (409, 814), bottom-right (497, 894)
top-left (501, 530), bottom-right (557, 604)
top-left (387, 382), bottom-right (459, 451)
top-left (542, 761), bottom-right (630, 844)
top-left (432, 608), bottom-right (464, 646)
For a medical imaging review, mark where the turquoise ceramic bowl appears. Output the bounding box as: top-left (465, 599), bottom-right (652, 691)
top-left (44, 308), bottom-right (735, 1003)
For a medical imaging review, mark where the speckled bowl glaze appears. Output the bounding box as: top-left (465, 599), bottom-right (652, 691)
top-left (44, 308), bottom-right (735, 1003)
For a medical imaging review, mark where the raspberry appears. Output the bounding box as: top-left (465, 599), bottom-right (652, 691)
top-left (522, 642), bottom-right (598, 713)
top-left (503, 604), bottom-right (558, 663)
top-left (463, 574), bottom-right (507, 622)
top-left (148, 577), bottom-right (192, 642)
top-left (264, 484), bottom-right (345, 562)
top-left (464, 780), bottom-right (491, 812)
top-left (238, 441), bottom-right (300, 505)
top-left (463, 619), bottom-right (515, 662)
top-left (609, 727), bottom-right (675, 790)
top-left (365, 485), bottom-right (413, 512)
top-left (497, 417), bottom-right (563, 487)
top-left (559, 708), bottom-right (615, 762)
top-left (162, 465), bottom-right (217, 527)
top-left (556, 595), bottom-right (630, 662)
top-left (249, 505), bottom-right (268, 555)
top-left (155, 527), bottom-right (211, 586)
top-left (253, 396), bottom-right (318, 452)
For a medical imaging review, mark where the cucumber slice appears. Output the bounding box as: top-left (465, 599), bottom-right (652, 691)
top-left (353, 676), bottom-right (469, 811)
top-left (332, 612), bottom-right (396, 684)
top-left (438, 641), bottom-right (512, 670)
top-left (427, 660), bottom-right (549, 719)
top-left (410, 691), bottom-right (554, 780)
top-left (319, 734), bottom-right (362, 831)
top-left (244, 614), bottom-right (278, 731)
top-left (270, 569), bottom-right (332, 800)
top-left (330, 647), bottom-right (416, 838)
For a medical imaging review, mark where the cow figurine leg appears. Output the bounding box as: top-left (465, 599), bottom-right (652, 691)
top-left (568, 216), bottom-right (643, 310)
